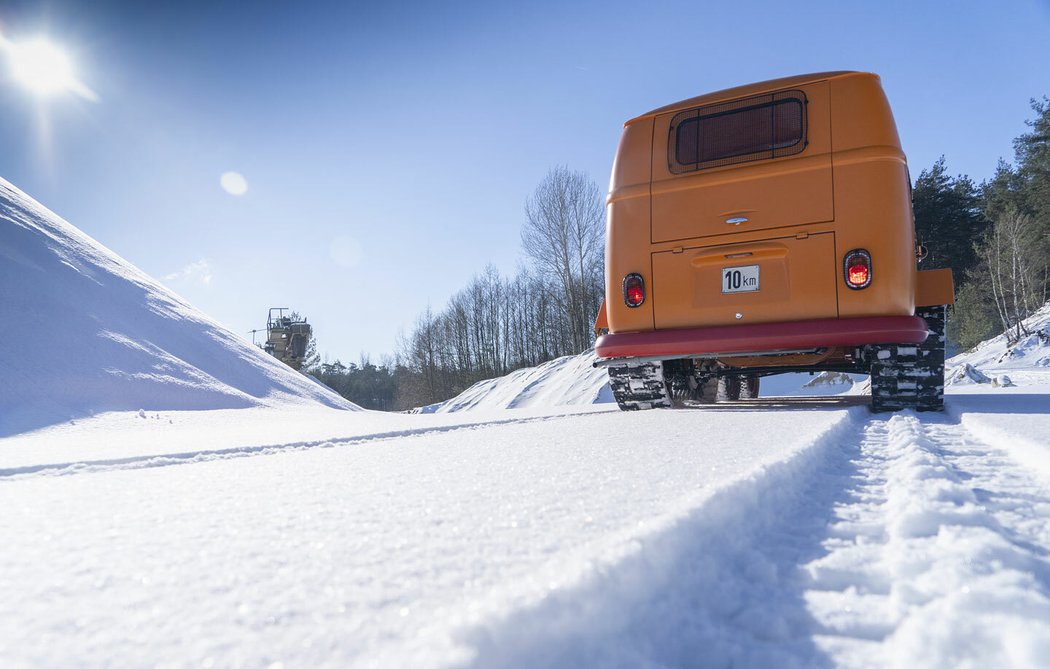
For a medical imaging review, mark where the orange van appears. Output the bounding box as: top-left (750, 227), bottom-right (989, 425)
top-left (593, 71), bottom-right (954, 411)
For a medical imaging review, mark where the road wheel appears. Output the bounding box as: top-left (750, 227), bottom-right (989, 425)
top-left (723, 376), bottom-right (742, 400)
top-left (740, 375), bottom-right (760, 399)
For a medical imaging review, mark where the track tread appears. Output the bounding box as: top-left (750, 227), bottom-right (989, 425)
top-left (607, 361), bottom-right (673, 411)
top-left (871, 305), bottom-right (946, 412)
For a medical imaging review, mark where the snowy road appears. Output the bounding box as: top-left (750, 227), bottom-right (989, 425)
top-left (3, 396), bottom-right (1050, 668)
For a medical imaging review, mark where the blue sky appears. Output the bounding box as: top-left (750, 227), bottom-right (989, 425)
top-left (3, 0), bottom-right (1049, 362)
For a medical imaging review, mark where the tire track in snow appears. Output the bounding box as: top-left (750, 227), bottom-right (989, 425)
top-left (0, 398), bottom-right (861, 481)
top-left (867, 415), bottom-right (1050, 666)
top-left (802, 414), bottom-right (1050, 667)
top-left (454, 409), bottom-right (866, 669)
top-left (0, 411), bottom-right (602, 481)
top-left (454, 411), bottom-right (1050, 668)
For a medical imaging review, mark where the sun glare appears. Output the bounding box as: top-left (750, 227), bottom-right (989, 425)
top-left (1, 34), bottom-right (97, 101)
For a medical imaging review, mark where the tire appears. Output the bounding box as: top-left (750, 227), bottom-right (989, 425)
top-left (724, 376), bottom-right (742, 400)
top-left (741, 375), bottom-right (761, 399)
top-left (723, 374), bottom-right (759, 400)
top-left (665, 359), bottom-right (719, 405)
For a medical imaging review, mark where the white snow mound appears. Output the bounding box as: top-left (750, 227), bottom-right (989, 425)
top-left (419, 351), bottom-right (613, 413)
top-left (947, 302), bottom-right (1050, 387)
top-left (422, 352), bottom-right (866, 413)
top-left (0, 178), bottom-right (355, 435)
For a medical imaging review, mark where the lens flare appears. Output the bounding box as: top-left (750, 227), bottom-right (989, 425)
top-left (220, 171), bottom-right (249, 196)
top-left (1, 34), bottom-right (98, 101)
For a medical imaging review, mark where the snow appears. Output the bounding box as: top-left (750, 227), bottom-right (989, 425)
top-left (946, 302), bottom-right (1050, 388)
top-left (0, 178), bottom-right (355, 437)
top-left (1, 408), bottom-right (853, 667)
top-left (943, 304), bottom-right (1050, 482)
top-left (3, 180), bottom-right (1050, 667)
top-left (418, 351), bottom-right (613, 413)
top-left (421, 356), bottom-right (861, 414)
top-left (6, 395), bottom-right (1049, 667)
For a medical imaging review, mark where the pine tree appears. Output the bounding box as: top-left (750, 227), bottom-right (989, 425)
top-left (1013, 97), bottom-right (1050, 244)
top-left (912, 157), bottom-right (986, 276)
top-left (982, 160), bottom-right (1028, 226)
top-left (948, 283), bottom-right (997, 350)
top-left (301, 334), bottom-right (321, 373)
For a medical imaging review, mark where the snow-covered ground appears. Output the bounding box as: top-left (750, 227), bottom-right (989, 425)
top-left (3, 182), bottom-right (1050, 667)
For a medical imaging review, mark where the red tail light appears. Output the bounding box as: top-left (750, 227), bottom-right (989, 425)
top-left (623, 273), bottom-right (645, 307)
top-left (844, 250), bottom-right (872, 289)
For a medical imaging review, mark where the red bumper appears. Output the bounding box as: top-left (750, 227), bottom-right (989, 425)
top-left (595, 316), bottom-right (929, 360)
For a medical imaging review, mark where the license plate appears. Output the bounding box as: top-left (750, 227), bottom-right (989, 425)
top-left (721, 265), bottom-right (760, 293)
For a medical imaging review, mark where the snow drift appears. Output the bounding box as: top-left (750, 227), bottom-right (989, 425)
top-left (947, 302), bottom-right (1050, 387)
top-left (422, 352), bottom-right (862, 413)
top-left (0, 178), bottom-right (354, 436)
top-left (418, 351), bottom-right (613, 413)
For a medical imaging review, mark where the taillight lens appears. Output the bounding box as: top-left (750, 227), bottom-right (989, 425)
top-left (623, 273), bottom-right (645, 307)
top-left (844, 249), bottom-right (872, 289)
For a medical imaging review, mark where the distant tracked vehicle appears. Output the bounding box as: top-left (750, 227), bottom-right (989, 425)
top-left (593, 72), bottom-right (954, 411)
top-left (258, 308), bottom-right (312, 371)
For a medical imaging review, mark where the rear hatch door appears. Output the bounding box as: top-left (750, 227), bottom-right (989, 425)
top-left (649, 81), bottom-right (834, 244)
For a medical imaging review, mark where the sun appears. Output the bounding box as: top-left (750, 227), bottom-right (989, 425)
top-left (9, 38), bottom-right (75, 94)
top-left (1, 34), bottom-right (97, 101)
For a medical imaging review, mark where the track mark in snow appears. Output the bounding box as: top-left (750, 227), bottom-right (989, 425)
top-left (456, 412), bottom-right (1050, 668)
top-left (456, 410), bottom-right (863, 669)
top-left (858, 416), bottom-right (1050, 667)
top-left (0, 411), bottom-right (601, 481)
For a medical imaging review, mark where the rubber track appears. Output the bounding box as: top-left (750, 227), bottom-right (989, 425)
top-left (871, 305), bottom-right (946, 412)
top-left (607, 361), bottom-right (673, 410)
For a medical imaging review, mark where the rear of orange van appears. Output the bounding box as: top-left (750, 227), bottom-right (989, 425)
top-left (595, 71), bottom-right (953, 410)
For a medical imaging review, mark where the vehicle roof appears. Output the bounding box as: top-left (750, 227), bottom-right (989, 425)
top-left (625, 71), bottom-right (876, 126)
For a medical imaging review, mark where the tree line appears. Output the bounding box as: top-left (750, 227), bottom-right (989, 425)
top-left (305, 166), bottom-right (605, 410)
top-left (394, 166), bottom-right (605, 408)
top-left (913, 97), bottom-right (1050, 348)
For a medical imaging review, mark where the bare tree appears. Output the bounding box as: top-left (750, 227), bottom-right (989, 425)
top-left (394, 168), bottom-right (606, 408)
top-left (976, 208), bottom-right (1047, 343)
top-left (521, 166), bottom-right (605, 353)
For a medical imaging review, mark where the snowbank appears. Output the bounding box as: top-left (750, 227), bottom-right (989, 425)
top-left (422, 353), bottom-right (863, 413)
top-left (0, 179), bottom-right (355, 436)
top-left (418, 351), bottom-right (613, 413)
top-left (947, 302), bottom-right (1050, 388)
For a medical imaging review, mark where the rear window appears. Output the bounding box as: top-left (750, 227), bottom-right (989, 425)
top-left (669, 90), bottom-right (808, 173)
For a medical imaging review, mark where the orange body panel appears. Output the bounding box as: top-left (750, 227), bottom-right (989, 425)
top-left (601, 71), bottom-right (951, 364)
top-left (605, 118), bottom-right (656, 334)
top-left (916, 269), bottom-right (956, 307)
top-left (593, 298), bottom-right (609, 334)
